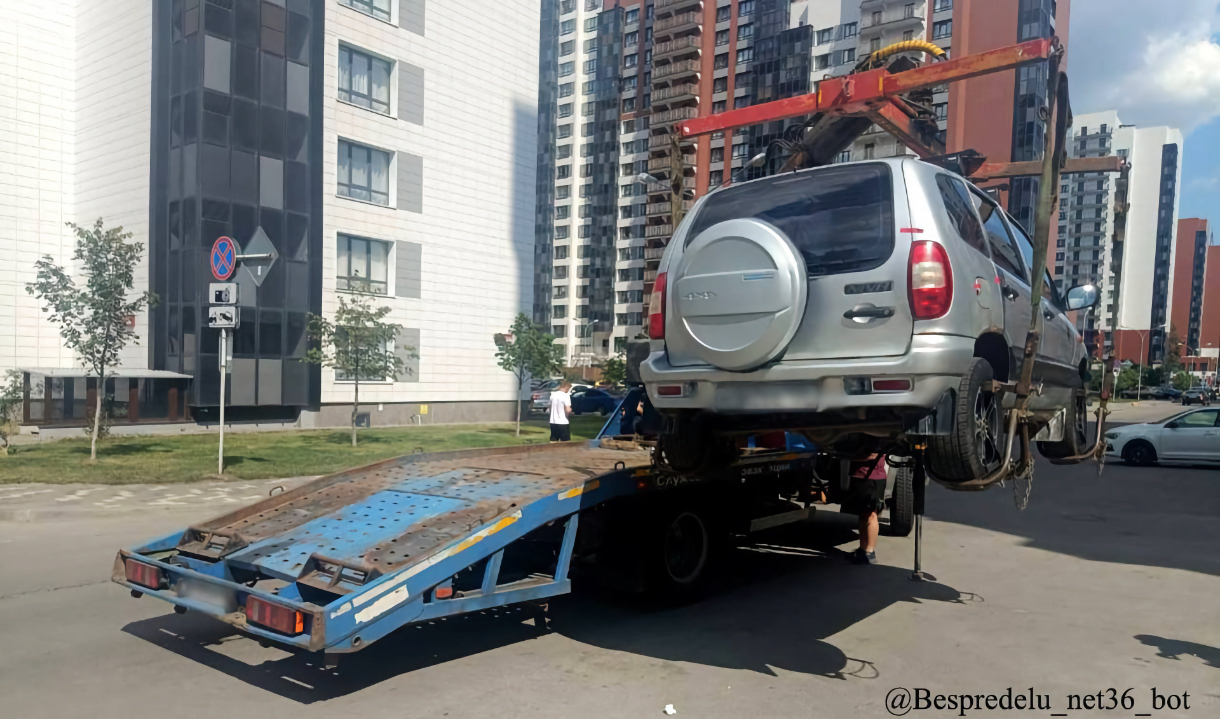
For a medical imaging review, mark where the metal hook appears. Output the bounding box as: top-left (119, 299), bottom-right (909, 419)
top-left (269, 485), bottom-right (285, 497)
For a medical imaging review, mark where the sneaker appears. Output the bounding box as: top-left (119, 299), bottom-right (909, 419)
top-left (851, 549), bottom-right (877, 565)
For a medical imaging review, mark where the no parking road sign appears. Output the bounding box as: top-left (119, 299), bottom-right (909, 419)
top-left (211, 237), bottom-right (237, 281)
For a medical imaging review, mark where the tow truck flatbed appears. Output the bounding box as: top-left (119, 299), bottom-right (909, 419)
top-left (113, 436), bottom-right (818, 658)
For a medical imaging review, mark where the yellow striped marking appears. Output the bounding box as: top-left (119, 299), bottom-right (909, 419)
top-left (559, 479), bottom-right (600, 500)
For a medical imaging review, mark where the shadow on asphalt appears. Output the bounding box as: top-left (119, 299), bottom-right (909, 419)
top-left (1133, 635), bottom-right (1220, 669)
top-left (120, 513), bottom-right (967, 703)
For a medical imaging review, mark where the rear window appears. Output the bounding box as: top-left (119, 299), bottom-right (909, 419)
top-left (686, 163), bottom-right (895, 277)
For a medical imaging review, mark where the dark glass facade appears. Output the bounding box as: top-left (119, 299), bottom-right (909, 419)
top-left (1149, 142), bottom-right (1179, 363)
top-left (746, 11), bottom-right (809, 181)
top-left (1007, 0), bottom-right (1055, 232)
top-left (149, 0), bottom-right (324, 411)
top-left (534, 0), bottom-right (559, 325)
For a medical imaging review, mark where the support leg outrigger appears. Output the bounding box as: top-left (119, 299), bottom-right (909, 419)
top-left (911, 446), bottom-right (928, 582)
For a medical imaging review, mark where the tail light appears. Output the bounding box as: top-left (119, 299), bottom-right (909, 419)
top-left (124, 559), bottom-right (164, 590)
top-left (246, 596), bottom-right (305, 635)
top-left (648, 272), bottom-right (667, 340)
top-left (908, 241), bottom-right (953, 320)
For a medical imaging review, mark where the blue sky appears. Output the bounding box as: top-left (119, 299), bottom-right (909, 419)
top-left (1067, 0), bottom-right (1220, 224)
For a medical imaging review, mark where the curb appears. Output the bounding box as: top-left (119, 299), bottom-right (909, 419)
top-left (0, 505), bottom-right (220, 523)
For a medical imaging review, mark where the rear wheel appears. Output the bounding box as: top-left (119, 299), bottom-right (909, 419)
top-left (886, 465), bottom-right (914, 537)
top-left (1123, 440), bottom-right (1157, 467)
top-left (927, 358), bottom-right (1006, 483)
top-left (1038, 391), bottom-right (1088, 463)
top-left (657, 419), bottom-right (737, 476)
top-left (641, 504), bottom-right (718, 603)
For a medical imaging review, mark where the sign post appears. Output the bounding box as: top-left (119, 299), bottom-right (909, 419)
top-left (218, 328), bottom-right (228, 474)
top-left (209, 237), bottom-right (240, 474)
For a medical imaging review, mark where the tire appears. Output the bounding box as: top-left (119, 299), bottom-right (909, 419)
top-left (1123, 440), bottom-right (1157, 467)
top-left (886, 465), bottom-right (914, 537)
top-left (641, 504), bottom-right (716, 603)
top-left (657, 419), bottom-right (736, 476)
top-left (927, 358), bottom-right (1006, 483)
top-left (1038, 390), bottom-right (1088, 463)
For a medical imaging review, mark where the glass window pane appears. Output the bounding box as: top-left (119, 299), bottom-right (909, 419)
top-left (369, 239), bottom-right (387, 284)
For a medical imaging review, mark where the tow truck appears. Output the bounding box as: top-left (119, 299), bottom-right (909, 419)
top-left (113, 35), bottom-right (1128, 661)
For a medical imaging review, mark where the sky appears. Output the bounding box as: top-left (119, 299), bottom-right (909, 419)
top-left (1066, 0), bottom-right (1220, 224)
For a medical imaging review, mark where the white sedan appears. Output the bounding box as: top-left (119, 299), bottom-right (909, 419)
top-left (1105, 408), bottom-right (1220, 466)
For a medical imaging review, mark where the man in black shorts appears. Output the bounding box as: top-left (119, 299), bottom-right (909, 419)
top-left (548, 381), bottom-right (573, 442)
top-left (842, 453), bottom-right (888, 565)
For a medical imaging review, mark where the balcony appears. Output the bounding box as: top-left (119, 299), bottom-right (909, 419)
top-left (654, 11), bottom-right (702, 36)
top-left (648, 132), bottom-right (696, 150)
top-left (860, 8), bottom-right (924, 33)
top-left (646, 155), bottom-right (695, 173)
top-left (655, 0), bottom-right (702, 16)
top-left (651, 83), bottom-right (699, 107)
top-left (645, 224), bottom-right (673, 238)
top-left (644, 270), bottom-right (659, 282)
top-left (653, 36), bottom-right (702, 61)
top-left (645, 200), bottom-right (694, 216)
top-left (652, 59), bottom-right (701, 83)
top-left (645, 247), bottom-right (666, 259)
top-left (649, 106), bottom-right (699, 125)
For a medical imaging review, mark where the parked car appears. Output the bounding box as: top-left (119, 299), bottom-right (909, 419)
top-left (1105, 407), bottom-right (1220, 465)
top-left (640, 158), bottom-right (1099, 481)
top-left (529, 380), bottom-right (561, 414)
top-left (1181, 388), bottom-right (1212, 406)
top-left (570, 388), bottom-right (619, 416)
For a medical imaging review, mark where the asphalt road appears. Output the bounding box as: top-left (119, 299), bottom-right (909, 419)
top-left (1, 456), bottom-right (1217, 718)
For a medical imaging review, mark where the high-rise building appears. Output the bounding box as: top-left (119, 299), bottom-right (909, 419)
top-left (1053, 112), bottom-right (1182, 365)
top-left (2, 0), bottom-right (542, 428)
top-left (534, 0), bottom-right (1065, 362)
top-left (1172, 219), bottom-right (1220, 382)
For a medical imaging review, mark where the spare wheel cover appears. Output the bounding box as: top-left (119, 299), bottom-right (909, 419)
top-left (673, 218), bottom-right (807, 371)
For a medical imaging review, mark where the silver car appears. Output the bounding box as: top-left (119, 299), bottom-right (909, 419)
top-left (641, 158), bottom-right (1099, 482)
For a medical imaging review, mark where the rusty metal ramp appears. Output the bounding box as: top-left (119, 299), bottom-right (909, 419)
top-left (174, 444), bottom-right (647, 589)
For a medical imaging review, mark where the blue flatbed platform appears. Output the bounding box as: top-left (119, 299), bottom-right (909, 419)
top-left (113, 439), bottom-right (816, 656)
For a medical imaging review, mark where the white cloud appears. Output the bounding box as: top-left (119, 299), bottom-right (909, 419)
top-left (1068, 0), bottom-right (1220, 133)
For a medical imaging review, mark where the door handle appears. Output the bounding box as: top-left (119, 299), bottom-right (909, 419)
top-left (1001, 285), bottom-right (1020, 301)
top-left (1042, 309), bottom-right (1056, 321)
top-left (843, 305), bottom-right (895, 321)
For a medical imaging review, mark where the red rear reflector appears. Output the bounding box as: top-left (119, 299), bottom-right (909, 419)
top-left (124, 560), bottom-right (164, 590)
top-left (648, 271), bottom-right (668, 340)
top-left (900, 227), bottom-right (925, 234)
top-left (435, 585), bottom-right (454, 599)
top-left (872, 379), bottom-right (912, 392)
top-left (657, 385), bottom-right (683, 396)
top-left (246, 596), bottom-right (305, 635)
top-left (908, 240), bottom-right (953, 320)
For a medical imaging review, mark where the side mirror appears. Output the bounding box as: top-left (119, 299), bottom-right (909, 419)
top-left (1065, 284), bottom-right (1099, 311)
top-left (1166, 421), bottom-right (1180, 429)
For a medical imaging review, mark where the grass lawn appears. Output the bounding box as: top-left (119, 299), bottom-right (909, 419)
top-left (0, 415), bottom-right (609, 486)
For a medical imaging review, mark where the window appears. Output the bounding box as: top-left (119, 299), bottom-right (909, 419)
top-left (716, 29), bottom-right (729, 46)
top-left (555, 225), bottom-right (570, 240)
top-left (735, 71), bottom-right (752, 87)
top-left (621, 184), bottom-right (635, 197)
top-left (815, 53), bottom-right (830, 70)
top-left (559, 82), bottom-right (574, 98)
top-left (1176, 410), bottom-right (1219, 427)
top-left (840, 48), bottom-right (856, 64)
top-left (736, 47), bottom-right (754, 63)
top-left (842, 21), bottom-right (857, 38)
top-left (714, 53), bottom-right (729, 69)
top-left (712, 100), bottom-right (726, 113)
top-left (337, 141), bottom-right (390, 206)
top-left (935, 176), bottom-right (987, 254)
top-left (622, 97), bottom-right (635, 112)
top-left (903, 29), bottom-right (914, 41)
top-left (709, 169), bottom-right (723, 185)
top-left (558, 125), bottom-right (572, 139)
top-left (556, 206), bottom-right (571, 219)
top-left (934, 102), bottom-right (947, 120)
top-left (622, 119), bottom-right (635, 133)
top-left (836, 150), bottom-right (851, 163)
top-left (973, 195), bottom-right (1027, 279)
top-left (584, 17), bottom-right (598, 32)
top-left (713, 77), bottom-right (728, 93)
top-left (624, 53), bottom-right (637, 68)
top-left (340, 0), bottom-right (391, 23)
top-left (625, 7), bottom-right (639, 23)
top-left (339, 47), bottom-right (392, 115)
top-left (622, 76), bottom-right (637, 92)
top-left (710, 147), bottom-right (724, 163)
top-left (905, 3), bottom-right (916, 19)
top-left (716, 5), bottom-right (730, 22)
top-left (583, 59), bottom-right (598, 74)
top-left (556, 165), bottom-right (572, 179)
top-left (560, 40), bottom-right (575, 57)
top-left (734, 96), bottom-right (749, 109)
top-left (561, 19), bottom-right (575, 35)
top-left (863, 143), bottom-right (875, 159)
top-left (553, 305), bottom-right (567, 319)
top-left (561, 0), bottom-right (575, 11)
top-left (554, 245), bottom-right (569, 260)
top-left (934, 0), bottom-right (952, 11)
top-left (583, 38), bottom-right (597, 53)
top-left (556, 184), bottom-right (571, 200)
top-left (870, 37), bottom-right (881, 52)
top-left (732, 142), bottom-right (748, 158)
top-left (558, 103), bottom-right (573, 118)
top-left (933, 20), bottom-right (952, 39)
top-left (737, 23), bottom-right (753, 40)
top-left (871, 10), bottom-right (882, 25)
top-left (583, 81), bottom-right (595, 95)
top-left (817, 28), bottom-right (833, 45)
top-left (338, 235), bottom-right (390, 293)
top-left (625, 31), bottom-right (638, 46)
top-left (559, 61), bottom-right (574, 77)
top-left (554, 265), bottom-right (568, 280)
top-left (581, 122), bottom-right (594, 137)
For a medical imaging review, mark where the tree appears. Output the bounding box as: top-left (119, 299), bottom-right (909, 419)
top-left (1115, 366), bottom-right (1140, 395)
top-left (601, 352), bottom-right (626, 386)
top-left (1172, 371), bottom-right (1193, 391)
top-left (1164, 324), bottom-right (1183, 376)
top-left (305, 286), bottom-right (416, 447)
top-left (0, 371), bottom-right (23, 456)
top-left (495, 313), bottom-right (563, 436)
top-left (26, 220), bottom-right (157, 462)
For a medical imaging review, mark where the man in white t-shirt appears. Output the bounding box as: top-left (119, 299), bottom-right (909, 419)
top-left (549, 381), bottom-right (573, 443)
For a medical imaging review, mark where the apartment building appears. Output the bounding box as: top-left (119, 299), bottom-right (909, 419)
top-left (1171, 219), bottom-right (1220, 381)
top-left (533, 0), bottom-right (1064, 359)
top-left (3, 0), bottom-right (541, 428)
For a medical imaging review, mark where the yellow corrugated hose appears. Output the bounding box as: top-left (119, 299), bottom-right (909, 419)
top-left (860, 39), bottom-right (947, 70)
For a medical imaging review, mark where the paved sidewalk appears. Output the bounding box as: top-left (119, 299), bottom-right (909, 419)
top-left (0, 476), bottom-right (315, 522)
top-left (1091, 399), bottom-right (1183, 424)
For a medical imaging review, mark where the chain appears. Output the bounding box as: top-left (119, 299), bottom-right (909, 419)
top-left (1012, 461), bottom-right (1033, 511)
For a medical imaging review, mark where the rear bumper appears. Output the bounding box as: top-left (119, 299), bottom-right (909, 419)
top-left (641, 334), bottom-right (976, 415)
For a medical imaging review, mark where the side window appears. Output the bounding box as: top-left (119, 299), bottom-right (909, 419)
top-left (934, 175), bottom-right (987, 253)
top-left (974, 196), bottom-right (1026, 281)
top-left (1043, 270), bottom-right (1063, 308)
top-left (1007, 215), bottom-right (1037, 282)
top-left (1179, 410), bottom-right (1219, 428)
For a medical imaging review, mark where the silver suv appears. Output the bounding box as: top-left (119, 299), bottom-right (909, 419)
top-left (640, 158), bottom-right (1099, 482)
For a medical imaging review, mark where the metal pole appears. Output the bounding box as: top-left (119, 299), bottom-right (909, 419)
top-left (911, 449), bottom-right (928, 582)
top-left (1137, 331), bottom-right (1144, 400)
top-left (219, 328), bottom-right (227, 475)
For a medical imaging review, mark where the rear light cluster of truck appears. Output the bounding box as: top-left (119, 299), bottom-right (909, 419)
top-left (908, 241), bottom-right (953, 320)
top-left (124, 560), bottom-right (164, 590)
top-left (246, 596), bottom-right (305, 635)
